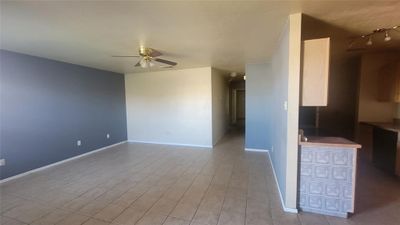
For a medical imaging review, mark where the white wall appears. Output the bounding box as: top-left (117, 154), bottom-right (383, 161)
top-left (211, 68), bottom-right (229, 145)
top-left (125, 67), bottom-right (213, 147)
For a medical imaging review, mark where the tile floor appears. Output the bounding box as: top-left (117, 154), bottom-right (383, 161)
top-left (1, 130), bottom-right (400, 225)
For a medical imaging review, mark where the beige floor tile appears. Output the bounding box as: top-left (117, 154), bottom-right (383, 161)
top-left (1, 131), bottom-right (399, 225)
top-left (55, 213), bottom-right (90, 225)
top-left (94, 204), bottom-right (127, 222)
top-left (82, 218), bottom-right (110, 225)
top-left (79, 200), bottom-right (109, 216)
top-left (162, 217), bottom-right (190, 225)
top-left (148, 197), bottom-right (178, 216)
top-left (0, 195), bottom-right (26, 214)
top-left (298, 212), bottom-right (329, 225)
top-left (217, 210), bottom-right (245, 225)
top-left (192, 209), bottom-right (220, 225)
top-left (245, 215), bottom-right (274, 225)
top-left (136, 211), bottom-right (168, 225)
top-left (112, 190), bottom-right (143, 208)
top-left (0, 216), bottom-right (28, 225)
top-left (169, 203), bottom-right (198, 221)
top-left (221, 197), bottom-right (246, 214)
top-left (30, 208), bottom-right (71, 225)
top-left (3, 201), bottom-right (51, 224)
top-left (111, 205), bottom-right (147, 225)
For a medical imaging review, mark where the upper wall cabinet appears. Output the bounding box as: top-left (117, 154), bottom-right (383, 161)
top-left (301, 38), bottom-right (330, 106)
top-left (378, 62), bottom-right (400, 103)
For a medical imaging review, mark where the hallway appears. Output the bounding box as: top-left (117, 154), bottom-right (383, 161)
top-left (1, 131), bottom-right (400, 225)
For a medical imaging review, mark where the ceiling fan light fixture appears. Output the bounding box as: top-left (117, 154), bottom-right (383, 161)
top-left (149, 61), bottom-right (155, 67)
top-left (139, 58), bottom-right (149, 68)
top-left (384, 31), bottom-right (391, 42)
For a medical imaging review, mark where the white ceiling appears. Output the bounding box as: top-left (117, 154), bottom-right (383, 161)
top-left (1, 1), bottom-right (399, 74)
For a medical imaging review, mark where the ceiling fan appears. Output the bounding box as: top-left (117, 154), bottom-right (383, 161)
top-left (112, 47), bottom-right (177, 68)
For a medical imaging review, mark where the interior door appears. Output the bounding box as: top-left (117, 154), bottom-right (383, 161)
top-left (236, 90), bottom-right (245, 126)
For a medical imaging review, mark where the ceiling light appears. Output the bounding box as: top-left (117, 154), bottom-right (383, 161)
top-left (230, 72), bottom-right (237, 78)
top-left (384, 31), bottom-right (391, 42)
top-left (140, 58), bottom-right (149, 68)
top-left (366, 36), bottom-right (373, 46)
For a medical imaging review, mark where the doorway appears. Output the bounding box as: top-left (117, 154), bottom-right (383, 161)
top-left (236, 90), bottom-right (245, 126)
top-left (230, 80), bottom-right (245, 128)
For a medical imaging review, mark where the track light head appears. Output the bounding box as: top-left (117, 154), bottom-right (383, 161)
top-left (366, 36), bottom-right (373, 46)
top-left (384, 31), bottom-right (391, 42)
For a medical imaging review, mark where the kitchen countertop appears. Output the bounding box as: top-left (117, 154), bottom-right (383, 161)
top-left (360, 121), bottom-right (400, 133)
top-left (299, 136), bottom-right (361, 149)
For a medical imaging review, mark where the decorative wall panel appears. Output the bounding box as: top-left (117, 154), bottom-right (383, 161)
top-left (298, 146), bottom-right (356, 218)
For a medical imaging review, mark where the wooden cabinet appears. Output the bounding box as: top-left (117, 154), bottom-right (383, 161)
top-left (301, 38), bottom-right (330, 106)
top-left (378, 62), bottom-right (400, 102)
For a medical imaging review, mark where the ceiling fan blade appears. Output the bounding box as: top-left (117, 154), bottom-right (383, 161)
top-left (134, 61), bottom-right (141, 67)
top-left (147, 48), bottom-right (162, 57)
top-left (154, 58), bottom-right (177, 66)
top-left (112, 55), bottom-right (141, 57)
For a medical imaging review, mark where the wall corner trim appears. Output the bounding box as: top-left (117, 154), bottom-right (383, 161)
top-left (266, 152), bottom-right (299, 214)
top-left (244, 148), bottom-right (269, 152)
top-left (0, 141), bottom-right (127, 185)
top-left (128, 140), bottom-right (213, 149)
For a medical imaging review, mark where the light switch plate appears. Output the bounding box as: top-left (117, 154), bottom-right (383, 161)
top-left (106, 134), bottom-right (110, 139)
top-left (77, 140), bottom-right (81, 146)
top-left (0, 159), bottom-right (5, 166)
top-left (284, 101), bottom-right (288, 111)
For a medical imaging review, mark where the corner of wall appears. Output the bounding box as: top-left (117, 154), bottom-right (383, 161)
top-left (285, 12), bottom-right (302, 210)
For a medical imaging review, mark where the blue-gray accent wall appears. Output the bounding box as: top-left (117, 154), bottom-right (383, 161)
top-left (245, 63), bottom-right (271, 150)
top-left (0, 50), bottom-right (127, 179)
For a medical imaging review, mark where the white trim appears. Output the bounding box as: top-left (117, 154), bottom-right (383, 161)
top-left (128, 140), bottom-right (212, 149)
top-left (0, 141), bottom-right (127, 184)
top-left (244, 148), bottom-right (269, 152)
top-left (266, 151), bottom-right (298, 213)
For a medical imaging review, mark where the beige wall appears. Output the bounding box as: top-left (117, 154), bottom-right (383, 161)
top-left (266, 13), bottom-right (301, 212)
top-left (357, 52), bottom-right (399, 123)
top-left (301, 15), bottom-right (360, 139)
top-left (285, 13), bottom-right (302, 210)
top-left (125, 67), bottom-right (213, 147)
top-left (211, 68), bottom-right (229, 145)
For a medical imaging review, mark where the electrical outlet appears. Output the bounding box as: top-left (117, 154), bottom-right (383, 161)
top-left (77, 140), bottom-right (82, 146)
top-left (106, 134), bottom-right (110, 139)
top-left (0, 159), bottom-right (5, 166)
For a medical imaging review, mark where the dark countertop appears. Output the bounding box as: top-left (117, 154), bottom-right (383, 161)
top-left (299, 136), bottom-right (362, 149)
top-left (360, 122), bottom-right (400, 133)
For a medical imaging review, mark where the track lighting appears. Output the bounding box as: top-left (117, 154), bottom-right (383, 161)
top-left (384, 31), bottom-right (391, 42)
top-left (348, 25), bottom-right (399, 50)
top-left (366, 36), bottom-right (372, 46)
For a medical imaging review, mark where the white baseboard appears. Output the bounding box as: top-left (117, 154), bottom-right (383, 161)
top-left (244, 148), bottom-right (269, 152)
top-left (128, 140), bottom-right (212, 149)
top-left (0, 141), bottom-right (127, 184)
top-left (266, 151), bottom-right (298, 213)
